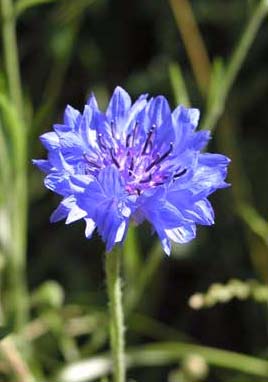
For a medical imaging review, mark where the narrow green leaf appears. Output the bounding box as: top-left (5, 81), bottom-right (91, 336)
top-left (201, 57), bottom-right (225, 131)
top-left (0, 118), bottom-right (11, 191)
top-left (169, 62), bottom-right (190, 107)
top-left (206, 58), bottom-right (225, 113)
top-left (57, 341), bottom-right (268, 382)
top-left (0, 92), bottom-right (26, 168)
top-left (238, 203), bottom-right (268, 244)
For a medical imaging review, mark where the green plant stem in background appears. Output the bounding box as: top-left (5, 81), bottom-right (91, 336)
top-left (170, 0), bottom-right (268, 280)
top-left (125, 241), bottom-right (162, 315)
top-left (168, 62), bottom-right (190, 107)
top-left (57, 341), bottom-right (268, 382)
top-left (1, 0), bottom-right (23, 118)
top-left (105, 248), bottom-right (126, 382)
top-left (224, 0), bottom-right (268, 103)
top-left (202, 0), bottom-right (268, 131)
top-left (168, 0), bottom-right (211, 97)
top-left (1, 0), bottom-right (29, 331)
top-left (0, 338), bottom-right (35, 382)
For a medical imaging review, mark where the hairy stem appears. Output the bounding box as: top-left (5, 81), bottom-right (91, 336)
top-left (105, 247), bottom-right (126, 382)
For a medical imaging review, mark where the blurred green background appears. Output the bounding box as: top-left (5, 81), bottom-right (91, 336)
top-left (1, 0), bottom-right (268, 381)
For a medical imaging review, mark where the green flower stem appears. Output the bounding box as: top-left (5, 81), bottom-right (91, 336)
top-left (105, 247), bottom-right (126, 382)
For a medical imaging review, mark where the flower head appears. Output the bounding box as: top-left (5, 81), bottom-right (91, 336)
top-left (34, 87), bottom-right (230, 254)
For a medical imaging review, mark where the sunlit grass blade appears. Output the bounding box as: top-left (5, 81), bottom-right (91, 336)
top-left (201, 58), bottom-right (225, 131)
top-left (201, 0), bottom-right (268, 131)
top-left (0, 119), bottom-right (11, 191)
top-left (0, 92), bottom-right (26, 166)
top-left (237, 203), bottom-right (268, 245)
top-left (168, 62), bottom-right (190, 107)
top-left (0, 91), bottom-right (28, 331)
top-left (57, 341), bottom-right (268, 382)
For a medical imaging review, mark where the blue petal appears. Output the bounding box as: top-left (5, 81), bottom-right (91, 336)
top-left (97, 207), bottom-right (128, 252)
top-left (32, 159), bottom-right (52, 174)
top-left (190, 154), bottom-right (230, 197)
top-left (50, 202), bottom-right (69, 223)
top-left (138, 189), bottom-right (188, 230)
top-left (85, 218), bottom-right (96, 238)
top-left (172, 105), bottom-right (200, 130)
top-left (106, 86), bottom-right (131, 123)
top-left (63, 105), bottom-right (81, 129)
top-left (40, 132), bottom-right (60, 150)
top-left (192, 199), bottom-right (214, 225)
top-left (165, 224), bottom-right (196, 243)
top-left (156, 229), bottom-right (171, 255)
top-left (98, 165), bottom-right (125, 196)
top-left (92, 109), bottom-right (114, 146)
top-left (78, 106), bottom-right (98, 148)
top-left (190, 130), bottom-right (211, 150)
top-left (199, 153), bottom-right (231, 167)
top-left (86, 93), bottom-right (99, 110)
top-left (167, 151), bottom-right (230, 199)
top-left (66, 204), bottom-right (87, 224)
top-left (75, 166), bottom-right (131, 249)
top-left (124, 94), bottom-right (148, 134)
top-left (50, 195), bottom-right (75, 222)
top-left (48, 150), bottom-right (74, 172)
top-left (58, 132), bottom-right (84, 151)
top-left (183, 198), bottom-right (214, 225)
top-left (147, 96), bottom-right (171, 128)
top-left (53, 124), bottom-right (72, 134)
top-left (153, 114), bottom-right (175, 153)
top-left (50, 195), bottom-right (87, 224)
top-left (44, 172), bottom-right (71, 196)
top-left (77, 166), bottom-right (127, 216)
top-left (57, 131), bottom-right (86, 164)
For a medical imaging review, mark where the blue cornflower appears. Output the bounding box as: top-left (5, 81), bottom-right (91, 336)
top-left (33, 87), bottom-right (230, 254)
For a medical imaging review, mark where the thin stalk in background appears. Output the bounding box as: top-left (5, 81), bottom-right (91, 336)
top-left (0, 337), bottom-right (35, 382)
top-left (169, 0), bottom-right (268, 282)
top-left (168, 0), bottom-right (211, 98)
top-left (125, 241), bottom-right (162, 315)
top-left (201, 0), bottom-right (268, 131)
top-left (105, 247), bottom-right (126, 382)
top-left (57, 340), bottom-right (268, 382)
top-left (216, 114), bottom-right (268, 283)
top-left (1, 0), bottom-right (23, 117)
top-left (168, 62), bottom-right (190, 107)
top-left (0, 0), bottom-right (29, 331)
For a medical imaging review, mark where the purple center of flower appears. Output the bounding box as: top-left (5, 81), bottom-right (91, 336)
top-left (83, 119), bottom-right (186, 195)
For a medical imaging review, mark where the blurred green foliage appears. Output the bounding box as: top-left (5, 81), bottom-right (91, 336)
top-left (1, 0), bottom-right (268, 381)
